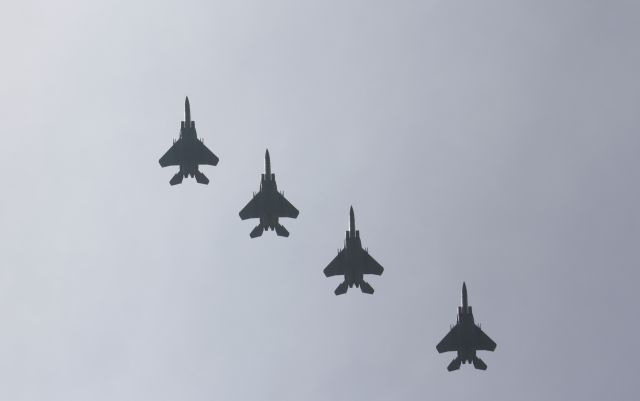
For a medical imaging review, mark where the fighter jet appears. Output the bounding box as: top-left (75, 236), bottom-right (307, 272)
top-left (239, 150), bottom-right (299, 238)
top-left (323, 207), bottom-right (384, 295)
top-left (436, 283), bottom-right (497, 371)
top-left (159, 97), bottom-right (219, 185)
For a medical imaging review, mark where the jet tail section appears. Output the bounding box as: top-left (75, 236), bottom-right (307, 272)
top-left (275, 224), bottom-right (290, 237)
top-left (472, 357), bottom-right (487, 370)
top-left (447, 358), bottom-right (462, 371)
top-left (360, 281), bottom-right (374, 294)
top-left (170, 172), bottom-right (183, 186)
top-left (194, 171), bottom-right (209, 184)
top-left (250, 225), bottom-right (264, 238)
top-left (334, 282), bottom-right (348, 296)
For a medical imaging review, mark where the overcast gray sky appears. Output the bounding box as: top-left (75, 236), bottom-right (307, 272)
top-left (1, 1), bottom-right (640, 400)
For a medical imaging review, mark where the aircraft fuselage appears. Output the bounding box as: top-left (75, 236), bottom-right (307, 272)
top-left (168, 126), bottom-right (209, 184)
top-left (239, 150), bottom-right (299, 238)
top-left (159, 97), bottom-right (219, 185)
top-left (256, 174), bottom-right (282, 231)
top-left (455, 309), bottom-right (478, 364)
top-left (437, 283), bottom-right (495, 371)
top-left (324, 206), bottom-right (383, 295)
top-left (342, 236), bottom-right (366, 288)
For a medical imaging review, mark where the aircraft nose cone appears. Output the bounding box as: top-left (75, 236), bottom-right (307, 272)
top-left (349, 206), bottom-right (355, 233)
top-left (264, 149), bottom-right (272, 176)
top-left (184, 96), bottom-right (191, 122)
top-left (462, 282), bottom-right (468, 308)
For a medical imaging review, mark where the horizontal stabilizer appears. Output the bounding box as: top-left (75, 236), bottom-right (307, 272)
top-left (334, 282), bottom-right (348, 296)
top-left (360, 281), bottom-right (374, 294)
top-left (169, 172), bottom-right (183, 186)
top-left (250, 225), bottom-right (264, 238)
top-left (447, 358), bottom-right (462, 372)
top-left (472, 357), bottom-right (487, 370)
top-left (195, 171), bottom-right (209, 184)
top-left (275, 224), bottom-right (290, 237)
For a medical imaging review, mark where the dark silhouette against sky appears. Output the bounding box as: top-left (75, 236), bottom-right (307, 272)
top-left (1, 1), bottom-right (640, 400)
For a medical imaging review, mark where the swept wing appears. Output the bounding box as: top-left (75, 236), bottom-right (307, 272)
top-left (362, 251), bottom-right (384, 275)
top-left (273, 192), bottom-right (299, 218)
top-left (324, 251), bottom-right (347, 277)
top-left (239, 192), bottom-right (263, 220)
top-left (159, 138), bottom-right (219, 167)
top-left (473, 326), bottom-right (497, 351)
top-left (159, 140), bottom-right (182, 167)
top-left (193, 140), bottom-right (219, 165)
top-left (436, 325), bottom-right (461, 353)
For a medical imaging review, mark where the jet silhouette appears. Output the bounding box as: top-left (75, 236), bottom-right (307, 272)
top-left (323, 207), bottom-right (384, 295)
top-left (436, 283), bottom-right (497, 371)
top-left (159, 97), bottom-right (219, 185)
top-left (239, 150), bottom-right (299, 238)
